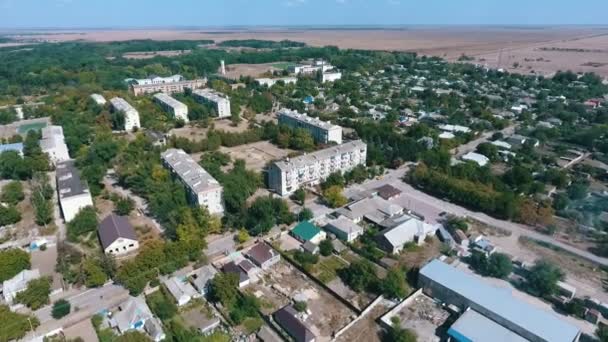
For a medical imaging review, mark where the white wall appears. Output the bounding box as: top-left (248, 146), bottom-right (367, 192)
top-left (60, 194), bottom-right (94, 222)
top-left (105, 238), bottom-right (139, 256)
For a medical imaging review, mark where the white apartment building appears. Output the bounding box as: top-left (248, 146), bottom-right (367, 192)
top-left (161, 148), bottom-right (224, 215)
top-left (90, 93), bottom-right (107, 105)
top-left (130, 77), bottom-right (206, 96)
top-left (191, 89), bottom-right (231, 118)
top-left (277, 108), bottom-right (342, 144)
top-left (40, 125), bottom-right (70, 165)
top-left (153, 93), bottom-right (189, 123)
top-left (322, 71), bottom-right (342, 83)
top-left (255, 77), bottom-right (298, 87)
top-left (131, 74), bottom-right (184, 86)
top-left (110, 97), bottom-right (141, 131)
top-left (269, 140), bottom-right (367, 196)
top-left (290, 60), bottom-right (334, 75)
top-left (56, 160), bottom-right (94, 222)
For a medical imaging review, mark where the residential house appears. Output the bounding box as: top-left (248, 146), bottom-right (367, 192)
top-left (324, 217), bottom-right (363, 242)
top-left (273, 305), bottom-right (316, 342)
top-left (162, 275), bottom-right (199, 306)
top-left (98, 214), bottom-right (139, 256)
top-left (245, 243), bottom-right (280, 270)
top-left (376, 215), bottom-right (437, 254)
top-left (110, 296), bottom-right (166, 342)
top-left (189, 265), bottom-right (218, 296)
top-left (291, 221), bottom-right (326, 245)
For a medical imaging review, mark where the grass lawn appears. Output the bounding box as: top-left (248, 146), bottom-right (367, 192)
top-left (242, 317), bottom-right (264, 334)
top-left (314, 255), bottom-right (348, 284)
top-left (272, 62), bottom-right (294, 70)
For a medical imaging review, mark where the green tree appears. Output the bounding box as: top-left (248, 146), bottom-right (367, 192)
top-left (323, 185), bottom-right (347, 208)
top-left (319, 239), bottom-right (333, 256)
top-left (526, 260), bottom-right (564, 297)
top-left (114, 331), bottom-right (152, 342)
top-left (298, 208), bottom-right (314, 222)
top-left (0, 204), bottom-right (21, 226)
top-left (0, 248), bottom-right (30, 282)
top-left (0, 305), bottom-right (39, 341)
top-left (486, 253), bottom-right (513, 278)
top-left (208, 273), bottom-right (239, 308)
top-left (381, 268), bottom-right (410, 299)
top-left (384, 318), bottom-right (417, 342)
top-left (51, 299), bottom-right (71, 319)
top-left (15, 277), bottom-right (52, 310)
top-left (340, 259), bottom-right (378, 292)
top-left (83, 259), bottom-right (108, 288)
top-left (147, 289), bottom-right (177, 321)
top-left (292, 188), bottom-right (306, 205)
top-left (1, 181), bottom-right (24, 205)
top-left (67, 206), bottom-right (98, 241)
top-left (114, 196), bottom-right (135, 216)
top-left (294, 300), bottom-right (307, 312)
top-left (322, 172), bottom-right (345, 190)
top-left (596, 323), bottom-right (608, 342)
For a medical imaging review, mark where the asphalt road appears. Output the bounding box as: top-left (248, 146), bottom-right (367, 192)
top-left (346, 167), bottom-right (608, 267)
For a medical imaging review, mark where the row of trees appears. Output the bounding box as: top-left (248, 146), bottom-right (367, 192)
top-left (339, 260), bottom-right (410, 300)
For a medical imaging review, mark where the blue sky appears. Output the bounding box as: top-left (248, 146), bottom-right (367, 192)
top-left (0, 0), bottom-right (607, 28)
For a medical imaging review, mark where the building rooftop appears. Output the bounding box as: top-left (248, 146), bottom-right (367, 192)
top-left (0, 142), bottom-right (24, 154)
top-left (462, 152), bottom-right (490, 167)
top-left (163, 275), bottom-right (198, 303)
top-left (2, 269), bottom-right (40, 300)
top-left (448, 309), bottom-right (528, 342)
top-left (273, 140), bottom-right (366, 172)
top-left (222, 261), bottom-right (249, 284)
top-left (111, 296), bottom-right (154, 334)
top-left (189, 265), bottom-right (218, 292)
top-left (192, 88), bottom-right (229, 103)
top-left (420, 259), bottom-right (581, 342)
top-left (375, 184), bottom-right (402, 200)
top-left (98, 214), bottom-right (138, 250)
top-left (153, 93), bottom-right (187, 111)
top-left (245, 243), bottom-right (279, 266)
top-left (161, 149), bottom-right (222, 194)
top-left (278, 108), bottom-right (341, 131)
top-left (110, 97), bottom-right (138, 113)
top-left (325, 217), bottom-right (363, 236)
top-left (56, 160), bottom-right (90, 199)
top-left (291, 221), bottom-right (322, 242)
top-left (379, 214), bottom-right (436, 247)
top-left (273, 305), bottom-right (316, 342)
top-left (341, 195), bottom-right (404, 224)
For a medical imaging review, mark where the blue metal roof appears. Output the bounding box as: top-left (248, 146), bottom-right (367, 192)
top-left (448, 309), bottom-right (529, 342)
top-left (0, 142), bottom-right (23, 154)
top-left (420, 260), bottom-right (580, 342)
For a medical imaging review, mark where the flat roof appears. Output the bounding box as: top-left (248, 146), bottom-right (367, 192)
top-left (273, 140), bottom-right (366, 172)
top-left (278, 108), bottom-right (341, 131)
top-left (161, 148), bottom-right (221, 194)
top-left (110, 97), bottom-right (138, 113)
top-left (448, 309), bottom-right (529, 342)
top-left (192, 88), bottom-right (229, 103)
top-left (56, 160), bottom-right (90, 199)
top-left (420, 260), bottom-right (581, 342)
top-left (153, 93), bottom-right (187, 110)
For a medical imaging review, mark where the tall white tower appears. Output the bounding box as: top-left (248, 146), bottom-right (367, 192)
top-left (220, 60), bottom-right (226, 75)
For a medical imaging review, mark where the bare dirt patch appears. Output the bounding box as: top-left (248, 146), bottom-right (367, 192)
top-left (169, 119), bottom-right (250, 140)
top-left (122, 50), bottom-right (191, 59)
top-left (223, 62), bottom-right (286, 80)
top-left (219, 140), bottom-right (294, 172)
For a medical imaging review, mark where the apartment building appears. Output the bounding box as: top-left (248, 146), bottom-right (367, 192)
top-left (153, 93), bottom-right (189, 123)
top-left (277, 108), bottom-right (342, 144)
top-left (40, 125), bottom-right (70, 164)
top-left (110, 97), bottom-right (141, 131)
top-left (255, 77), bottom-right (297, 87)
top-left (131, 76), bottom-right (206, 96)
top-left (90, 93), bottom-right (107, 105)
top-left (161, 148), bottom-right (224, 215)
top-left (322, 71), bottom-right (342, 83)
top-left (289, 60), bottom-right (334, 75)
top-left (191, 89), bottom-right (231, 118)
top-left (269, 140), bottom-right (367, 196)
top-left (56, 160), bottom-right (94, 222)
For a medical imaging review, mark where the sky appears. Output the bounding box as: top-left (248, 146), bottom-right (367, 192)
top-left (0, 0), bottom-right (607, 28)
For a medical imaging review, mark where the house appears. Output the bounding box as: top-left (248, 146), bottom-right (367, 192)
top-left (56, 160), bottom-right (94, 222)
top-left (98, 214), bottom-right (139, 256)
top-left (163, 275), bottom-right (199, 306)
top-left (324, 217), bottom-right (363, 242)
top-left (222, 261), bottom-right (251, 288)
top-left (436, 225), bottom-right (455, 248)
top-left (245, 243), bottom-right (280, 270)
top-left (471, 235), bottom-right (496, 256)
top-left (491, 140), bottom-right (512, 150)
top-left (189, 265), bottom-right (218, 296)
top-left (2, 269), bottom-right (40, 303)
top-left (336, 195), bottom-right (403, 224)
top-left (110, 296), bottom-right (165, 342)
top-left (145, 131), bottom-right (166, 147)
top-left (273, 305), bottom-right (316, 342)
top-left (557, 281), bottom-right (577, 301)
top-left (376, 215), bottom-right (437, 254)
top-left (438, 124), bottom-right (471, 134)
top-left (438, 132), bottom-right (455, 140)
top-left (197, 316), bottom-right (221, 335)
top-left (302, 241), bottom-right (319, 255)
top-left (375, 184), bottom-right (402, 200)
top-left (462, 152), bottom-right (490, 167)
top-left (291, 221), bottom-right (326, 245)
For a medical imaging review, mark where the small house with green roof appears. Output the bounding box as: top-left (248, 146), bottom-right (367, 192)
top-left (290, 221), bottom-right (326, 245)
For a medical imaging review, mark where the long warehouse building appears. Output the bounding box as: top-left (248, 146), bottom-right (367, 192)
top-left (277, 108), bottom-right (342, 144)
top-left (161, 148), bottom-right (224, 215)
top-left (269, 140), bottom-right (366, 196)
top-left (153, 93), bottom-right (189, 123)
top-left (419, 259), bottom-right (581, 342)
top-left (191, 89), bottom-right (231, 118)
top-left (56, 160), bottom-right (94, 222)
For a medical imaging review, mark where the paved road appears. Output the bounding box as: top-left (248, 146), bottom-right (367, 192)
top-left (346, 168), bottom-right (608, 267)
top-left (205, 233), bottom-right (236, 257)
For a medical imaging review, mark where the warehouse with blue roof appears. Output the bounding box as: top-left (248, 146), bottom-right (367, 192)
top-left (419, 259), bottom-right (581, 342)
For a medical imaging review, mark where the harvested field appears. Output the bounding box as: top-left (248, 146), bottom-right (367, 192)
top-left (8, 27), bottom-right (608, 76)
top-left (219, 140), bottom-right (293, 172)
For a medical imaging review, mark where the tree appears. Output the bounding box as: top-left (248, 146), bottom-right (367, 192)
top-left (114, 195), bottom-right (135, 216)
top-left (485, 253), bottom-right (513, 278)
top-left (323, 185), bottom-right (347, 208)
top-left (322, 172), bottom-right (345, 190)
top-left (67, 206), bottom-right (98, 241)
top-left (83, 259), bottom-right (108, 287)
top-left (596, 323), bottom-right (608, 342)
top-left (0, 204), bottom-right (21, 226)
top-left (0, 248), bottom-right (30, 282)
top-left (298, 208), bottom-right (314, 222)
top-left (381, 267), bottom-right (410, 299)
top-left (340, 259), bottom-right (378, 292)
top-left (292, 188), bottom-right (306, 205)
top-left (319, 239), bottom-right (333, 256)
top-left (147, 289), bottom-right (177, 321)
top-left (1, 181), bottom-right (24, 205)
top-left (384, 319), bottom-right (417, 342)
top-left (114, 331), bottom-right (152, 342)
top-left (51, 299), bottom-right (71, 319)
top-left (15, 277), bottom-right (51, 310)
top-left (0, 305), bottom-right (39, 341)
top-left (208, 273), bottom-right (239, 308)
top-left (235, 228), bottom-right (251, 244)
top-left (525, 260), bottom-right (564, 297)
top-left (294, 300), bottom-right (307, 312)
